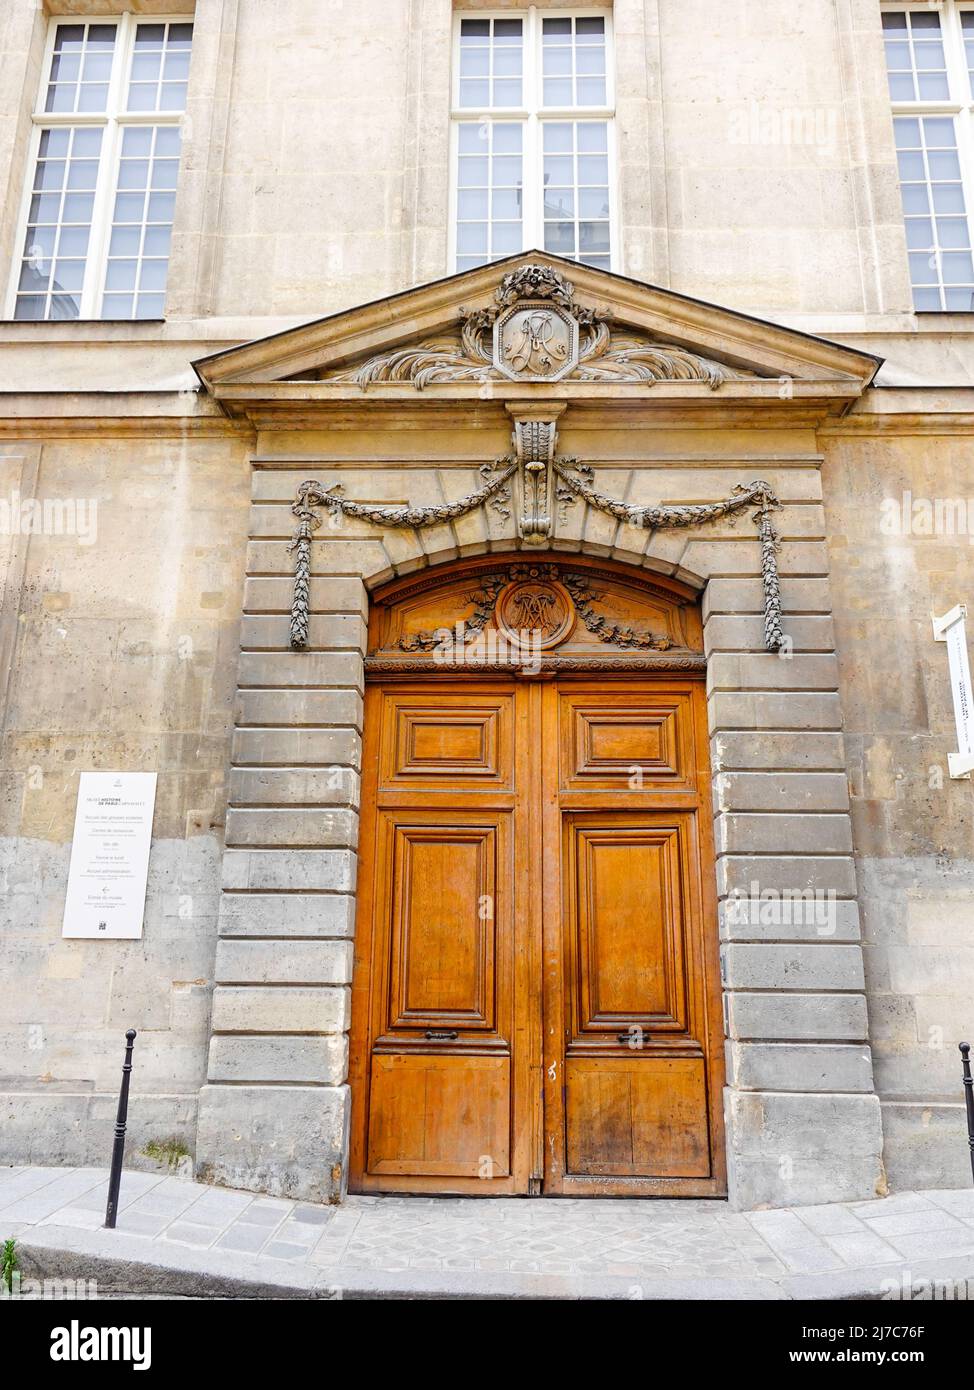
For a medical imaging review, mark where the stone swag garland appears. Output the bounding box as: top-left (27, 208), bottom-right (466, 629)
top-left (287, 464), bottom-right (786, 654)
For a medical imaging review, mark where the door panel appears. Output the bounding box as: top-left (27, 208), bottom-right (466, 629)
top-left (351, 674), bottom-right (724, 1197)
top-left (387, 822), bottom-right (497, 1029)
top-left (379, 691), bottom-right (515, 790)
top-left (368, 1055), bottom-right (511, 1177)
top-left (565, 1057), bottom-right (710, 1178)
top-left (567, 817), bottom-right (688, 1033)
top-left (558, 688), bottom-right (696, 791)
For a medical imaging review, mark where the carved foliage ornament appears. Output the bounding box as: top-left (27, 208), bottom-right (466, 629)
top-left (325, 263), bottom-right (760, 389)
top-left (390, 563), bottom-right (666, 657)
top-left (289, 465), bottom-right (785, 654)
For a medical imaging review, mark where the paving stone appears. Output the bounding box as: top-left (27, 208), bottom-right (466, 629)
top-left (263, 1241), bottom-right (313, 1261)
top-left (238, 1206), bottom-right (289, 1228)
top-left (863, 1208), bottom-right (969, 1239)
top-left (126, 1188), bottom-right (209, 1220)
top-left (36, 1205), bottom-right (104, 1231)
top-left (114, 1210), bottom-right (172, 1238)
top-left (823, 1230), bottom-right (902, 1266)
top-left (164, 1222), bottom-right (223, 1247)
top-left (886, 1228), bottom-right (974, 1259)
top-left (793, 1203), bottom-right (865, 1236)
top-left (777, 1244), bottom-right (847, 1274)
top-left (292, 1204), bottom-right (334, 1225)
top-left (848, 1191), bottom-right (932, 1215)
top-left (181, 1190), bottom-right (256, 1222)
top-left (926, 1189), bottom-right (974, 1218)
top-left (273, 1220), bottom-right (321, 1246)
top-left (214, 1223), bottom-right (271, 1254)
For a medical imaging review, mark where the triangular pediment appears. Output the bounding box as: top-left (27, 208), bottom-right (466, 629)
top-left (193, 251), bottom-right (880, 420)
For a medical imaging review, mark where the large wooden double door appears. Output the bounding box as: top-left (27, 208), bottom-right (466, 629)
top-left (349, 672), bottom-right (725, 1197)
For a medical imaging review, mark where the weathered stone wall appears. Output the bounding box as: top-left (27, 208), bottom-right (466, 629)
top-left (0, 430), bottom-right (250, 1166)
top-left (823, 428), bottom-right (974, 1190)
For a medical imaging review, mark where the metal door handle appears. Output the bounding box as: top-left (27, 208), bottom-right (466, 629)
top-left (425, 1029), bottom-right (459, 1040)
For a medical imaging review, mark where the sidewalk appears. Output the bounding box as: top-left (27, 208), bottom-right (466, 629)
top-left (3, 1164), bottom-right (974, 1300)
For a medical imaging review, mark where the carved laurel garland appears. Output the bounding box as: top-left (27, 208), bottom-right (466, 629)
top-left (325, 263), bottom-right (759, 390)
top-left (553, 461), bottom-right (785, 651)
top-left (286, 459), bottom-right (515, 648)
top-left (288, 466), bottom-right (786, 653)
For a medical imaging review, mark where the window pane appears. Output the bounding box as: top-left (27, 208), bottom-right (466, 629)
top-left (540, 121), bottom-right (611, 266)
top-left (454, 121), bottom-right (523, 270)
top-left (101, 125), bottom-right (182, 320)
top-left (136, 293), bottom-right (165, 317)
top-left (127, 21), bottom-right (193, 112)
top-left (881, 10), bottom-right (948, 102)
top-left (15, 125), bottom-right (102, 320)
top-left (892, 113), bottom-right (974, 312)
top-left (458, 16), bottom-right (522, 108)
top-left (541, 15), bottom-right (606, 108)
top-left (945, 287), bottom-right (974, 310)
top-left (101, 293), bottom-right (133, 317)
top-left (45, 21), bottom-right (117, 114)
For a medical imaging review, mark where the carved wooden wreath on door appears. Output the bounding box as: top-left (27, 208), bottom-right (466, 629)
top-left (287, 265), bottom-right (786, 656)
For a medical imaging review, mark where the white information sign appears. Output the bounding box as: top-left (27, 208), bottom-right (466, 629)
top-left (61, 772), bottom-right (158, 939)
top-left (932, 605), bottom-right (974, 779)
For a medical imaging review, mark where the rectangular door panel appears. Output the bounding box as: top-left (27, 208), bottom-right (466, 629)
top-left (368, 1054), bottom-right (511, 1177)
top-left (378, 689), bottom-right (515, 791)
top-left (566, 816), bottom-right (689, 1035)
top-left (388, 822), bottom-right (496, 1030)
top-left (565, 1057), bottom-right (710, 1178)
top-left (558, 688), bottom-right (696, 792)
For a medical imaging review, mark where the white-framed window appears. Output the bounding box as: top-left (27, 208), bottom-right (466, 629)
top-left (6, 13), bottom-right (193, 321)
top-left (449, 7), bottom-right (616, 273)
top-left (882, 4), bottom-right (974, 310)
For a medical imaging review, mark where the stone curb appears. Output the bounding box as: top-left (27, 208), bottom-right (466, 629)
top-left (14, 1224), bottom-right (974, 1301)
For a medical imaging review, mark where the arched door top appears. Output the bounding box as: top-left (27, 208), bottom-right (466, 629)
top-left (365, 554), bottom-right (705, 678)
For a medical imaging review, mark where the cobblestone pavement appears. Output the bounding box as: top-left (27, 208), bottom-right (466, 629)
top-left (3, 1165), bottom-right (974, 1293)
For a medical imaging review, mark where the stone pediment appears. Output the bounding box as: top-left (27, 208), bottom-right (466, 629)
top-left (305, 262), bottom-right (765, 391)
top-left (193, 252), bottom-right (882, 418)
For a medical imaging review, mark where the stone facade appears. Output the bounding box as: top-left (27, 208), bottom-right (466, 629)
top-left (0, 0), bottom-right (972, 1209)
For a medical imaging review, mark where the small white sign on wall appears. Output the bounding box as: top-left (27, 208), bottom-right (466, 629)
top-left (62, 772), bottom-right (157, 939)
top-left (932, 605), bottom-right (974, 779)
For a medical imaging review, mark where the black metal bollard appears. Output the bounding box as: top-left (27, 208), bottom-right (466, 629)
top-left (960, 1043), bottom-right (974, 1186)
top-left (104, 1029), bottom-right (137, 1229)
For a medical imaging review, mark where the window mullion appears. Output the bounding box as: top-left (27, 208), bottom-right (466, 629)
top-left (526, 8), bottom-right (538, 250)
